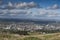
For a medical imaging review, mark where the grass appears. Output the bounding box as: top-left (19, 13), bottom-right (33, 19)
top-left (23, 37), bottom-right (41, 40)
top-left (0, 33), bottom-right (60, 40)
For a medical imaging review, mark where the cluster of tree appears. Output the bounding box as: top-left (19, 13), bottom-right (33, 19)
top-left (0, 29), bottom-right (29, 35)
top-left (35, 29), bottom-right (60, 33)
top-left (0, 28), bottom-right (60, 35)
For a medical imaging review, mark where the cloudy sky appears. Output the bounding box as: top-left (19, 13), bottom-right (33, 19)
top-left (0, 0), bottom-right (60, 20)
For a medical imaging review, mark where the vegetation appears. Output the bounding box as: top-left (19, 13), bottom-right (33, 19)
top-left (0, 33), bottom-right (60, 40)
top-left (23, 37), bottom-right (41, 40)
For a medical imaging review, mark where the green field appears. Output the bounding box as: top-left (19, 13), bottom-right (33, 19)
top-left (0, 33), bottom-right (60, 40)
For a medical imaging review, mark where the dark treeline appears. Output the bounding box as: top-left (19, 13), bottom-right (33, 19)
top-left (0, 28), bottom-right (60, 35)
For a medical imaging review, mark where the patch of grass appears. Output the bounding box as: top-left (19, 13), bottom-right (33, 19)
top-left (23, 37), bottom-right (41, 40)
top-left (0, 33), bottom-right (60, 40)
top-left (0, 33), bottom-right (22, 40)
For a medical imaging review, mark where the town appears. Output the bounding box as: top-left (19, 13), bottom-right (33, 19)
top-left (0, 22), bottom-right (60, 34)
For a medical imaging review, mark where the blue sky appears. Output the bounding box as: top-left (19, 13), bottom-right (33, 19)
top-left (0, 0), bottom-right (60, 20)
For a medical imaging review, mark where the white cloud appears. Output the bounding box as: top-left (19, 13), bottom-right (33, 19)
top-left (8, 2), bottom-right (13, 7)
top-left (52, 4), bottom-right (59, 9)
top-left (0, 9), bottom-right (29, 16)
top-left (0, 8), bottom-right (60, 19)
top-left (0, 2), bottom-right (38, 9)
top-left (15, 2), bottom-right (27, 8)
top-left (47, 4), bottom-right (60, 9)
top-left (39, 9), bottom-right (60, 17)
top-left (15, 2), bottom-right (37, 9)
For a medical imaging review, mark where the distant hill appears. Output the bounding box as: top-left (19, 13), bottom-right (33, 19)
top-left (0, 18), bottom-right (58, 24)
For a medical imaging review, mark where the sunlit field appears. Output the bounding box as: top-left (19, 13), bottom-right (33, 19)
top-left (0, 33), bottom-right (60, 40)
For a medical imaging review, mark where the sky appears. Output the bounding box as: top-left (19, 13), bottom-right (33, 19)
top-left (0, 0), bottom-right (60, 20)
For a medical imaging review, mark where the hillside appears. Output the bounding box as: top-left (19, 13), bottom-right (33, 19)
top-left (0, 33), bottom-right (60, 40)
